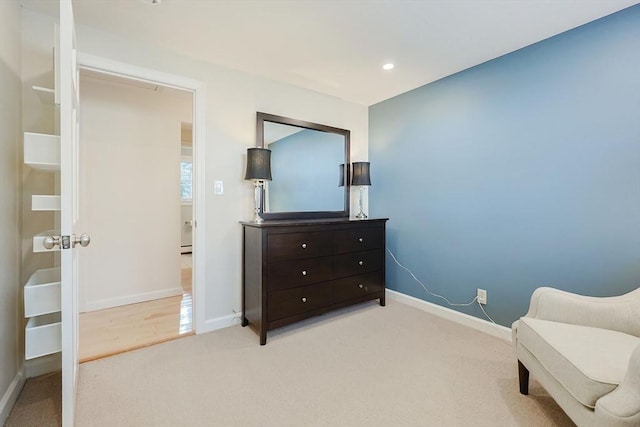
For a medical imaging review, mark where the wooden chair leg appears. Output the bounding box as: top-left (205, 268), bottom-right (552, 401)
top-left (518, 360), bottom-right (529, 395)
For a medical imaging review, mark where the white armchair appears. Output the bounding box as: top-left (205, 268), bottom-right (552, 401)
top-left (512, 287), bottom-right (640, 426)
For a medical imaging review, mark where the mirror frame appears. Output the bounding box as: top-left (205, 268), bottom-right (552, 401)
top-left (257, 112), bottom-right (350, 220)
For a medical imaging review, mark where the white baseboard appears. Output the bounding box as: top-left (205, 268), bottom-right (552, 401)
top-left (24, 353), bottom-right (61, 378)
top-left (200, 312), bottom-right (242, 334)
top-left (83, 287), bottom-right (184, 312)
top-left (386, 289), bottom-right (512, 342)
top-left (0, 369), bottom-right (25, 426)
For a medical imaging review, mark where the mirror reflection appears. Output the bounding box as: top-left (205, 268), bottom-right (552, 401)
top-left (264, 123), bottom-right (344, 212)
top-left (257, 113), bottom-right (350, 220)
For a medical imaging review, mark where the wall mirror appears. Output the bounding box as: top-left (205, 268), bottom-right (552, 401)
top-left (257, 112), bottom-right (350, 220)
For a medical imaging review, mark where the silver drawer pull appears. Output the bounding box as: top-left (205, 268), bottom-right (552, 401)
top-left (358, 284), bottom-right (364, 289)
top-left (358, 237), bottom-right (364, 243)
top-left (302, 270), bottom-right (307, 276)
top-left (358, 261), bottom-right (364, 266)
top-left (301, 297), bottom-right (307, 303)
top-left (301, 243), bottom-right (307, 249)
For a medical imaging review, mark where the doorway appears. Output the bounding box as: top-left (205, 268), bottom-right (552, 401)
top-left (76, 67), bottom-right (197, 362)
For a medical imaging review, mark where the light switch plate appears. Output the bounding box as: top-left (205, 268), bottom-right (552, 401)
top-left (214, 180), bottom-right (224, 195)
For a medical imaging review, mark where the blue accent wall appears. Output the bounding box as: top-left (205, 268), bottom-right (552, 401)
top-left (369, 6), bottom-right (640, 327)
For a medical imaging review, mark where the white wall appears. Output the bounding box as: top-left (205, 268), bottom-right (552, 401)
top-left (22, 10), bottom-right (369, 329)
top-left (79, 76), bottom-right (192, 311)
top-left (0, 0), bottom-right (24, 422)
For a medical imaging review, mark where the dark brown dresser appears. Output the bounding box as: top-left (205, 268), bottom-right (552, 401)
top-left (241, 218), bottom-right (388, 345)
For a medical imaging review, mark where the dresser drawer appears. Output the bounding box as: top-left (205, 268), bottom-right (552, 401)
top-left (334, 249), bottom-right (382, 279)
top-left (334, 271), bottom-right (383, 302)
top-left (268, 282), bottom-right (334, 321)
top-left (268, 257), bottom-right (333, 291)
top-left (268, 232), bottom-right (333, 262)
top-left (333, 226), bottom-right (383, 254)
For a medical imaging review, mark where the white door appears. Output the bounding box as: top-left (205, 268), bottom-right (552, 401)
top-left (60, 0), bottom-right (86, 425)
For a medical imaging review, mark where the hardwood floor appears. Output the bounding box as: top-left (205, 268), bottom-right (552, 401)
top-left (79, 254), bottom-right (193, 363)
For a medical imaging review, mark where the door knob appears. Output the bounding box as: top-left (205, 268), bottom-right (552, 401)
top-left (73, 233), bottom-right (91, 248)
top-left (42, 235), bottom-right (60, 250)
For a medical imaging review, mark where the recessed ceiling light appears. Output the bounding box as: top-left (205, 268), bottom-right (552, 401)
top-left (141, 0), bottom-right (162, 4)
top-left (382, 63), bottom-right (395, 71)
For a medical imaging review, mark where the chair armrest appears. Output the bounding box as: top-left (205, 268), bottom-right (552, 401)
top-left (595, 343), bottom-right (640, 426)
top-left (524, 287), bottom-right (640, 337)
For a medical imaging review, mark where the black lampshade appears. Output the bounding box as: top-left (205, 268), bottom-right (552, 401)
top-left (339, 163), bottom-right (351, 187)
top-left (244, 148), bottom-right (272, 181)
top-left (351, 162), bottom-right (371, 186)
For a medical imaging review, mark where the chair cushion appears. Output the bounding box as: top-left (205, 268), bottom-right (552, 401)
top-left (518, 318), bottom-right (640, 408)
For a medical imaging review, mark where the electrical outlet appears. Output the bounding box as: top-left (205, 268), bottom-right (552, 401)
top-left (477, 288), bottom-right (487, 305)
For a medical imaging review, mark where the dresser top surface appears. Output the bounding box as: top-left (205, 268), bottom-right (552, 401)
top-left (240, 218), bottom-right (388, 229)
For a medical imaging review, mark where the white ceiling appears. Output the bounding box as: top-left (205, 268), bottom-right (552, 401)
top-left (21, 0), bottom-right (640, 106)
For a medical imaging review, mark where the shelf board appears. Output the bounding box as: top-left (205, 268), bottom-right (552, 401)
top-left (25, 312), bottom-right (62, 360)
top-left (24, 268), bottom-right (61, 318)
top-left (32, 85), bottom-right (56, 105)
top-left (24, 132), bottom-right (60, 171)
top-left (32, 195), bottom-right (61, 211)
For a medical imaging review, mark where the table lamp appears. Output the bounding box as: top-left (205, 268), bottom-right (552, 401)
top-left (351, 161), bottom-right (371, 219)
top-left (244, 148), bottom-right (272, 223)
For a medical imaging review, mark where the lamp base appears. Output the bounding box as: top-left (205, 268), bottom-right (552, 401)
top-left (355, 211), bottom-right (368, 219)
top-left (253, 181), bottom-right (264, 223)
top-left (355, 185), bottom-right (368, 220)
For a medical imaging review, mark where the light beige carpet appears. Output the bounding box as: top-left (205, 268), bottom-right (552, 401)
top-left (5, 371), bottom-right (61, 427)
top-left (75, 300), bottom-right (574, 426)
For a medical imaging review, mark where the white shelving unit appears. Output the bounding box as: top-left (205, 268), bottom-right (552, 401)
top-left (24, 132), bottom-right (61, 171)
top-left (32, 195), bottom-right (61, 211)
top-left (24, 267), bottom-right (62, 360)
top-left (25, 312), bottom-right (62, 360)
top-left (24, 268), bottom-right (61, 318)
top-left (23, 40), bottom-right (62, 362)
top-left (32, 85), bottom-right (56, 105)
